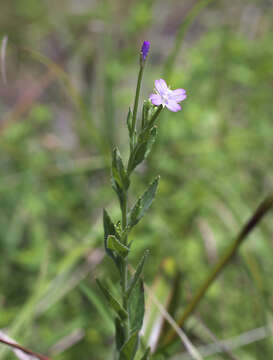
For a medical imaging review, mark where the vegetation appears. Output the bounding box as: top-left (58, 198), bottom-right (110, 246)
top-left (0, 1), bottom-right (272, 359)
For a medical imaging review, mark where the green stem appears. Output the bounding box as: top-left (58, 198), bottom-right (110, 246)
top-left (121, 258), bottom-right (129, 340)
top-left (132, 65), bottom-right (144, 132)
top-left (121, 193), bottom-right (128, 235)
top-left (120, 62), bottom-right (146, 341)
top-left (121, 191), bottom-right (130, 341)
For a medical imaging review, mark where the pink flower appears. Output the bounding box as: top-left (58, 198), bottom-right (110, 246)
top-left (149, 79), bottom-right (187, 112)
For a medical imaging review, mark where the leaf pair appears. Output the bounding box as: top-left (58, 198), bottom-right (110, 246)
top-left (103, 209), bottom-right (131, 275)
top-left (126, 107), bottom-right (133, 137)
top-left (127, 102), bottom-right (161, 174)
top-left (127, 126), bottom-right (157, 174)
top-left (105, 176), bottom-right (159, 254)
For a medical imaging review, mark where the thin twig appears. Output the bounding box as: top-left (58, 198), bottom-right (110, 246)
top-left (0, 337), bottom-right (51, 360)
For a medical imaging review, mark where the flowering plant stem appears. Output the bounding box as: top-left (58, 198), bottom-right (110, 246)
top-left (99, 42), bottom-right (166, 360)
top-left (99, 41), bottom-right (186, 360)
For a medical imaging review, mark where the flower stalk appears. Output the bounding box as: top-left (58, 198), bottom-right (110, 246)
top-left (131, 62), bottom-right (144, 133)
top-left (131, 41), bottom-right (151, 135)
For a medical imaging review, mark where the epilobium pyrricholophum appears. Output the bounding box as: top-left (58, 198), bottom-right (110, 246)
top-left (98, 41), bottom-right (187, 360)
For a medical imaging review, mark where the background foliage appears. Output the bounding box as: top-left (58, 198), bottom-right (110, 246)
top-left (0, 0), bottom-right (272, 359)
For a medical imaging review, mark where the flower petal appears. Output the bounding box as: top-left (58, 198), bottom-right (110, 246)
top-left (149, 93), bottom-right (163, 106)
top-left (170, 89), bottom-right (187, 102)
top-left (166, 100), bottom-right (181, 112)
top-left (155, 79), bottom-right (168, 94)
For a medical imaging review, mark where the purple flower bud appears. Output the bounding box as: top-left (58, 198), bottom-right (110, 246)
top-left (141, 41), bottom-right (150, 61)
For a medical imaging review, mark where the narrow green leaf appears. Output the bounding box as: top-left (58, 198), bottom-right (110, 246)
top-left (131, 142), bottom-right (148, 170)
top-left (112, 147), bottom-right (129, 190)
top-left (111, 147), bottom-right (129, 207)
top-left (141, 100), bottom-right (152, 129)
top-left (103, 211), bottom-right (122, 272)
top-left (127, 107), bottom-right (133, 136)
top-left (96, 279), bottom-right (128, 320)
top-left (140, 347), bottom-right (151, 360)
top-left (128, 125), bottom-right (155, 173)
top-left (119, 330), bottom-right (139, 360)
top-left (103, 209), bottom-right (116, 260)
top-left (126, 251), bottom-right (149, 299)
top-left (144, 126), bottom-right (157, 159)
top-left (131, 129), bottom-right (137, 150)
top-left (115, 317), bottom-right (125, 351)
top-left (107, 235), bottom-right (129, 258)
top-left (128, 176), bottom-right (160, 228)
top-left (128, 280), bottom-right (145, 333)
top-left (111, 176), bottom-right (124, 207)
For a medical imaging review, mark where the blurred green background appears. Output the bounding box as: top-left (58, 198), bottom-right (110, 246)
top-left (0, 0), bottom-right (273, 359)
